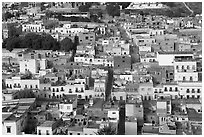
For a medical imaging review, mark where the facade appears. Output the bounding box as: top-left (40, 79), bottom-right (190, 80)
top-left (178, 82), bottom-right (202, 99)
top-left (37, 121), bottom-right (58, 135)
top-left (114, 56), bottom-right (131, 71)
top-left (78, 32), bottom-right (95, 44)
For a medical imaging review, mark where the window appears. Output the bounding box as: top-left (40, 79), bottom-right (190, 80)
top-left (77, 133), bottom-right (80, 135)
top-left (30, 85), bottom-right (32, 89)
top-left (38, 130), bottom-right (41, 135)
top-left (186, 95), bottom-right (189, 99)
top-left (190, 76), bottom-right (193, 81)
top-left (7, 126), bottom-right (11, 133)
top-left (192, 95), bottom-right (195, 99)
top-left (61, 87), bottom-right (64, 91)
top-left (197, 95), bottom-right (200, 99)
top-left (183, 77), bottom-right (186, 81)
top-left (112, 112), bottom-right (116, 114)
top-left (187, 66), bottom-right (190, 69)
top-left (46, 130), bottom-right (50, 135)
top-left (197, 89), bottom-right (200, 93)
top-left (85, 36), bottom-right (89, 40)
top-left (25, 85), bottom-right (27, 88)
top-left (192, 89), bottom-right (195, 93)
top-left (70, 133), bottom-right (72, 135)
top-left (175, 87), bottom-right (178, 91)
top-left (186, 89), bottom-right (190, 93)
top-left (169, 87), bottom-right (172, 91)
top-left (164, 87), bottom-right (167, 91)
top-left (67, 106), bottom-right (71, 110)
top-left (35, 85), bottom-right (38, 89)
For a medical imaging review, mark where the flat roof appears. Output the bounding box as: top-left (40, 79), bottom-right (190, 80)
top-left (68, 126), bottom-right (83, 132)
top-left (38, 121), bottom-right (56, 127)
top-left (86, 122), bottom-right (100, 129)
top-left (158, 51), bottom-right (193, 54)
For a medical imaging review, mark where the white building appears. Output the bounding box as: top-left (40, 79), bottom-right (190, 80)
top-left (94, 79), bottom-right (106, 99)
top-left (178, 82), bottom-right (202, 99)
top-left (125, 117), bottom-right (137, 135)
top-left (157, 52), bottom-right (194, 66)
top-left (37, 121), bottom-right (58, 135)
top-left (54, 27), bottom-right (89, 37)
top-left (19, 59), bottom-right (47, 74)
top-left (126, 2), bottom-right (166, 10)
top-left (108, 109), bottom-right (119, 123)
top-left (22, 23), bottom-right (45, 33)
top-left (5, 76), bottom-right (40, 90)
top-left (2, 113), bottom-right (27, 135)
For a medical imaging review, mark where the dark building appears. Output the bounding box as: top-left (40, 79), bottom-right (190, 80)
top-left (162, 66), bottom-right (174, 83)
top-left (78, 32), bottom-right (95, 45)
top-left (114, 56), bottom-right (131, 71)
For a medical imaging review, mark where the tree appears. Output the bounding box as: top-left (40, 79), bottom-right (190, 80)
top-left (6, 36), bottom-right (22, 52)
top-left (73, 35), bottom-right (79, 50)
top-left (3, 12), bottom-right (14, 21)
top-left (97, 11), bottom-right (103, 18)
top-left (96, 125), bottom-right (116, 135)
top-left (60, 37), bottom-right (74, 52)
top-left (106, 3), bottom-right (120, 17)
top-left (78, 4), bottom-right (90, 12)
top-left (8, 25), bottom-right (20, 38)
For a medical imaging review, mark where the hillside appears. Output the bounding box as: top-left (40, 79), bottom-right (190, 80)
top-left (161, 2), bottom-right (202, 16)
top-left (126, 2), bottom-right (202, 17)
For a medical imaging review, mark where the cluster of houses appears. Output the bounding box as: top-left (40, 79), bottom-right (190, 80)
top-left (2, 2), bottom-right (202, 135)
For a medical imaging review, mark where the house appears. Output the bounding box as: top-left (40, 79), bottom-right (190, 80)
top-left (83, 122), bottom-right (100, 135)
top-left (19, 59), bottom-right (47, 74)
top-left (68, 126), bottom-right (83, 135)
top-left (59, 94), bottom-right (78, 119)
top-left (125, 116), bottom-right (137, 135)
top-left (37, 121), bottom-right (59, 135)
top-left (22, 23), bottom-right (45, 33)
top-left (78, 32), bottom-right (95, 44)
top-left (154, 34), bottom-right (178, 52)
top-left (185, 99), bottom-right (202, 113)
top-left (5, 75), bottom-right (40, 91)
top-left (138, 82), bottom-right (154, 100)
top-left (156, 95), bottom-right (171, 116)
top-left (94, 79), bottom-right (106, 99)
top-left (162, 83), bottom-right (179, 99)
top-left (157, 51), bottom-right (194, 66)
top-left (178, 81), bottom-right (202, 99)
top-left (111, 88), bottom-right (126, 101)
top-left (173, 58), bottom-right (198, 82)
top-left (2, 98), bottom-right (36, 135)
top-left (114, 55), bottom-right (131, 71)
top-left (126, 99), bottom-right (143, 125)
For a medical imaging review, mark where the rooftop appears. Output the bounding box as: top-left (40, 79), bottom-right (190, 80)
top-left (61, 94), bottom-right (78, 104)
top-left (86, 122), bottom-right (100, 129)
top-left (68, 125), bottom-right (83, 132)
top-left (158, 51), bottom-right (193, 55)
top-left (38, 121), bottom-right (56, 127)
top-left (89, 99), bottom-right (104, 109)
